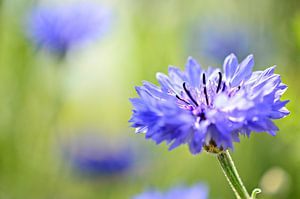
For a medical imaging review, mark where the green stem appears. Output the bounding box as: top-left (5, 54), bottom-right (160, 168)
top-left (217, 150), bottom-right (250, 199)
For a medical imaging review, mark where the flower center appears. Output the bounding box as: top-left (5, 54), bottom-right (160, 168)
top-left (175, 72), bottom-right (225, 121)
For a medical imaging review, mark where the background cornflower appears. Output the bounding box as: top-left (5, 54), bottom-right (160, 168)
top-left (26, 2), bottom-right (111, 55)
top-left (133, 183), bottom-right (208, 199)
top-left (186, 20), bottom-right (275, 66)
top-left (62, 131), bottom-right (134, 177)
top-left (192, 23), bottom-right (250, 62)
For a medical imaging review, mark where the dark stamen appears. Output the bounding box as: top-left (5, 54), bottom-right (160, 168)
top-left (202, 73), bottom-right (209, 105)
top-left (216, 72), bottom-right (222, 93)
top-left (176, 94), bottom-right (190, 104)
top-left (183, 82), bottom-right (199, 106)
top-left (222, 82), bottom-right (226, 92)
top-left (202, 73), bottom-right (206, 85)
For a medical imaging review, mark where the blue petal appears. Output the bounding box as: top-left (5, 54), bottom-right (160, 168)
top-left (231, 54), bottom-right (254, 87)
top-left (130, 98), bottom-right (146, 110)
top-left (268, 109), bottom-right (289, 119)
top-left (156, 72), bottom-right (176, 93)
top-left (168, 66), bottom-right (187, 85)
top-left (273, 100), bottom-right (289, 110)
top-left (142, 81), bottom-right (165, 99)
top-left (261, 65), bottom-right (276, 76)
top-left (185, 57), bottom-right (202, 88)
top-left (248, 118), bottom-right (278, 136)
top-left (223, 53), bottom-right (238, 81)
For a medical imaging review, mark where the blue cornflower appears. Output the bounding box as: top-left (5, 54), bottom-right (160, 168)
top-left (27, 3), bottom-right (111, 55)
top-left (133, 183), bottom-right (208, 199)
top-left (129, 54), bottom-right (289, 154)
top-left (63, 132), bottom-right (133, 176)
top-left (187, 21), bottom-right (274, 65)
top-left (199, 27), bottom-right (250, 62)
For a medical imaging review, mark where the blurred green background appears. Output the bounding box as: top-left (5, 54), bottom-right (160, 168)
top-left (0, 0), bottom-right (299, 198)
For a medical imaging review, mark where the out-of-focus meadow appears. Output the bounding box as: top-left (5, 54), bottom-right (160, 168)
top-left (0, 0), bottom-right (299, 198)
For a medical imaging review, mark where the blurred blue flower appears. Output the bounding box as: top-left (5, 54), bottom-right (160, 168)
top-left (133, 183), bottom-right (208, 199)
top-left (63, 131), bottom-right (133, 177)
top-left (200, 28), bottom-right (249, 62)
top-left (129, 54), bottom-right (289, 154)
top-left (187, 21), bottom-right (274, 65)
top-left (27, 3), bottom-right (111, 55)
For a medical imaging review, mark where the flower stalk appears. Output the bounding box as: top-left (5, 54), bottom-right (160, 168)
top-left (217, 150), bottom-right (250, 199)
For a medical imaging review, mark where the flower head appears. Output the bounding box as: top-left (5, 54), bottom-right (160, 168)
top-left (133, 183), bottom-right (208, 199)
top-left (129, 54), bottom-right (289, 154)
top-left (27, 3), bottom-right (111, 55)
